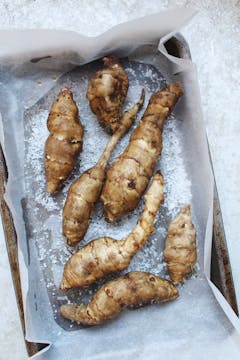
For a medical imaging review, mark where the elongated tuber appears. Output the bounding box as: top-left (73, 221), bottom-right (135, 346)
top-left (87, 55), bottom-right (129, 132)
top-left (45, 88), bottom-right (84, 193)
top-left (101, 81), bottom-right (183, 222)
top-left (164, 204), bottom-right (197, 284)
top-left (63, 91), bottom-right (145, 246)
top-left (60, 271), bottom-right (178, 325)
top-left (60, 171), bottom-right (164, 290)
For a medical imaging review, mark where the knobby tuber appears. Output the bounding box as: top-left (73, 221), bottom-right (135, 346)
top-left (164, 204), bottom-right (197, 284)
top-left (45, 88), bottom-right (84, 193)
top-left (87, 55), bottom-right (129, 132)
top-left (101, 81), bottom-right (184, 222)
top-left (60, 171), bottom-right (164, 290)
top-left (60, 271), bottom-right (178, 325)
top-left (62, 90), bottom-right (145, 246)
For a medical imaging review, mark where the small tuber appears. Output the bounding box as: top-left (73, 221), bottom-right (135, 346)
top-left (164, 204), bottom-right (197, 284)
top-left (101, 81), bottom-right (184, 222)
top-left (87, 55), bottom-right (129, 132)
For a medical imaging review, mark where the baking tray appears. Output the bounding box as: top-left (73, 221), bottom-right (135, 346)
top-left (0, 33), bottom-right (238, 357)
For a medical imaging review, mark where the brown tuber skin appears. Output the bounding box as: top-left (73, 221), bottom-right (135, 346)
top-left (164, 204), bottom-right (197, 284)
top-left (60, 271), bottom-right (178, 326)
top-left (101, 81), bottom-right (184, 222)
top-left (60, 172), bottom-right (164, 290)
top-left (87, 55), bottom-right (129, 132)
top-left (62, 90), bottom-right (145, 246)
top-left (45, 88), bottom-right (83, 193)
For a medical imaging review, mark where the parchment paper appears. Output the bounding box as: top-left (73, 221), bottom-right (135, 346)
top-left (0, 8), bottom-right (240, 360)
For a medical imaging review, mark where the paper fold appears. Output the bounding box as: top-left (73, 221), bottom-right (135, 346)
top-left (0, 8), bottom-right (196, 63)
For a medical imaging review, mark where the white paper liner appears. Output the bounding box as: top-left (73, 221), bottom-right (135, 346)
top-left (0, 8), bottom-right (240, 360)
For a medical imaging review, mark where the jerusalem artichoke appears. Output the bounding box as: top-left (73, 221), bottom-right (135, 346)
top-left (60, 271), bottom-right (178, 325)
top-left (63, 90), bottom-right (145, 246)
top-left (164, 204), bottom-right (197, 284)
top-left (87, 55), bottom-right (129, 132)
top-left (60, 171), bottom-right (164, 290)
top-left (101, 81), bottom-right (183, 222)
top-left (45, 88), bottom-right (83, 193)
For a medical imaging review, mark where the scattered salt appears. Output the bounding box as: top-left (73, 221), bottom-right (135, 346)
top-left (24, 59), bottom-right (193, 329)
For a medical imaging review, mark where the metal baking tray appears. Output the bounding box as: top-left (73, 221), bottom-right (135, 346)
top-left (0, 34), bottom-right (238, 357)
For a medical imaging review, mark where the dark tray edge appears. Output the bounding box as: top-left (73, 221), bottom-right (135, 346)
top-left (165, 35), bottom-right (238, 316)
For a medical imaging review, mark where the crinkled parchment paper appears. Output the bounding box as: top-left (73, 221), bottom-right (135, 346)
top-left (0, 8), bottom-right (240, 360)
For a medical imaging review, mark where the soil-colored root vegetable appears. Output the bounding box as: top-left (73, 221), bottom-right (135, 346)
top-left (62, 90), bottom-right (145, 246)
top-left (87, 55), bottom-right (129, 132)
top-left (60, 171), bottom-right (164, 290)
top-left (101, 81), bottom-right (184, 222)
top-left (60, 271), bottom-right (178, 325)
top-left (45, 88), bottom-right (83, 193)
top-left (164, 205), bottom-right (197, 284)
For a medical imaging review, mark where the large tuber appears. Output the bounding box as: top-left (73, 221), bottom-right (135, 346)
top-left (101, 81), bottom-right (184, 222)
top-left (60, 271), bottom-right (178, 325)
